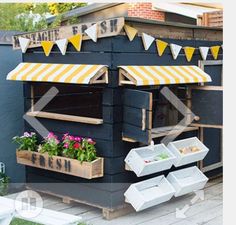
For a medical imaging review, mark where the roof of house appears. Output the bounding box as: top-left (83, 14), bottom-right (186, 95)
top-left (0, 30), bottom-right (21, 45)
top-left (153, 2), bottom-right (222, 19)
top-left (46, 3), bottom-right (122, 24)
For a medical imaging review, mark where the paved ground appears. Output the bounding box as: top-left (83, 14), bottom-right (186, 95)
top-left (7, 176), bottom-right (222, 225)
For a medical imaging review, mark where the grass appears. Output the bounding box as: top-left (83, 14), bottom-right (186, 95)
top-left (10, 218), bottom-right (42, 225)
top-left (10, 218), bottom-right (89, 225)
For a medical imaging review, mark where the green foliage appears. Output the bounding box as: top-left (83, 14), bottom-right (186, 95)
top-left (0, 173), bottom-right (10, 196)
top-left (0, 3), bottom-right (87, 31)
top-left (48, 3), bottom-right (87, 15)
top-left (77, 138), bottom-right (97, 163)
top-left (0, 3), bottom-right (49, 31)
top-left (39, 132), bottom-right (62, 157)
top-left (10, 218), bottom-right (42, 225)
top-left (13, 132), bottom-right (37, 151)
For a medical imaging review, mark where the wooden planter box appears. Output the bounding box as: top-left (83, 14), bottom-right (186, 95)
top-left (167, 166), bottom-right (208, 197)
top-left (16, 150), bottom-right (104, 179)
top-left (125, 144), bottom-right (176, 177)
top-left (124, 175), bottom-right (175, 212)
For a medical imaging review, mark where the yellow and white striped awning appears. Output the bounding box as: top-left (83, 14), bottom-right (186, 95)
top-left (7, 63), bottom-right (108, 84)
top-left (119, 65), bottom-right (212, 86)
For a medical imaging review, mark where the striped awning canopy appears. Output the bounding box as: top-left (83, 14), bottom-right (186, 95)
top-left (7, 63), bottom-right (108, 84)
top-left (119, 65), bottom-right (212, 86)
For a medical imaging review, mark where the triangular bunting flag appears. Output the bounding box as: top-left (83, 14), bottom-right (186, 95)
top-left (55, 39), bottom-right (68, 55)
top-left (156, 39), bottom-right (168, 56)
top-left (41, 41), bottom-right (54, 57)
top-left (19, 37), bottom-right (30, 53)
top-left (184, 46), bottom-right (195, 62)
top-left (170, 43), bottom-right (182, 60)
top-left (142, 33), bottom-right (155, 50)
top-left (85, 24), bottom-right (98, 42)
top-left (124, 24), bottom-right (138, 41)
top-left (210, 46), bottom-right (220, 60)
top-left (199, 47), bottom-right (209, 60)
top-left (68, 34), bottom-right (82, 51)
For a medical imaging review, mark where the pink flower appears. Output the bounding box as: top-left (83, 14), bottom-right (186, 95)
top-left (47, 132), bottom-right (55, 139)
top-left (69, 135), bottom-right (75, 141)
top-left (64, 143), bottom-right (69, 149)
top-left (73, 142), bottom-right (80, 149)
top-left (74, 137), bottom-right (81, 142)
top-left (87, 138), bottom-right (96, 145)
top-left (62, 133), bottom-right (69, 140)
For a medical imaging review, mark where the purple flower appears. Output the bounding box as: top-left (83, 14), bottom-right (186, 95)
top-left (24, 132), bottom-right (30, 137)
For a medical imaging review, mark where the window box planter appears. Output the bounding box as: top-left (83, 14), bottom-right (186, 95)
top-left (167, 137), bottom-right (209, 167)
top-left (16, 150), bottom-right (104, 179)
top-left (124, 175), bottom-right (175, 212)
top-left (167, 166), bottom-right (208, 197)
top-left (125, 144), bottom-right (176, 177)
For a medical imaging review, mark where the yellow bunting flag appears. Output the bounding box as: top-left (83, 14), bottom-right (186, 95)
top-left (68, 34), bottom-right (83, 51)
top-left (210, 46), bottom-right (220, 60)
top-left (156, 39), bottom-right (168, 56)
top-left (41, 41), bottom-right (54, 57)
top-left (124, 24), bottom-right (138, 41)
top-left (184, 46), bottom-right (195, 62)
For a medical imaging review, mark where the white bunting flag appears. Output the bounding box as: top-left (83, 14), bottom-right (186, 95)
top-left (170, 43), bottom-right (182, 60)
top-left (85, 24), bottom-right (98, 42)
top-left (199, 47), bottom-right (209, 60)
top-left (142, 33), bottom-right (155, 50)
top-left (56, 39), bottom-right (68, 55)
top-left (19, 37), bottom-right (30, 53)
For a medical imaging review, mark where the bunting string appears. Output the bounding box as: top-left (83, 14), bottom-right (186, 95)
top-left (17, 23), bottom-right (223, 61)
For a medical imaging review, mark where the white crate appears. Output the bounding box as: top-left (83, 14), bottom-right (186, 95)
top-left (124, 175), bottom-right (175, 211)
top-left (125, 144), bottom-right (176, 177)
top-left (167, 137), bottom-right (209, 167)
top-left (167, 166), bottom-right (208, 197)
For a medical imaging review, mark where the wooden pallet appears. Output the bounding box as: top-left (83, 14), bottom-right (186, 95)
top-left (25, 186), bottom-right (134, 220)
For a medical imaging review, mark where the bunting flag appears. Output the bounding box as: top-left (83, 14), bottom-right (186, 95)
top-left (156, 39), bottom-right (168, 56)
top-left (210, 46), bottom-right (220, 60)
top-left (142, 33), bottom-right (155, 50)
top-left (41, 41), bottom-right (54, 57)
top-left (199, 47), bottom-right (209, 60)
top-left (184, 46), bottom-right (195, 62)
top-left (55, 39), bottom-right (68, 55)
top-left (170, 43), bottom-right (182, 60)
top-left (18, 37), bottom-right (31, 53)
top-left (68, 34), bottom-right (83, 51)
top-left (85, 24), bottom-right (98, 42)
top-left (124, 24), bottom-right (138, 41)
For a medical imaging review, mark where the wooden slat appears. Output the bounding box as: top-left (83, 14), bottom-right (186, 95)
top-left (26, 111), bottom-right (103, 125)
top-left (16, 151), bottom-right (104, 179)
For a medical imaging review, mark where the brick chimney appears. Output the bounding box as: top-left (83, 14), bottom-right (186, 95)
top-left (128, 3), bottom-right (165, 21)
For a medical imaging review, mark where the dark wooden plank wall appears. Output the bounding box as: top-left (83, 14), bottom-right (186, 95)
top-left (22, 35), bottom-right (222, 208)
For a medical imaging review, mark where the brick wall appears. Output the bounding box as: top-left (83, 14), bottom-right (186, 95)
top-left (128, 3), bottom-right (165, 21)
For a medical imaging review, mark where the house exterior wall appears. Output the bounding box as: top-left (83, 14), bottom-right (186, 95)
top-left (0, 43), bottom-right (25, 183)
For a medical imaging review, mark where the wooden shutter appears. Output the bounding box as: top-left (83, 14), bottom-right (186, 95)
top-left (190, 86), bottom-right (223, 128)
top-left (122, 89), bottom-right (152, 144)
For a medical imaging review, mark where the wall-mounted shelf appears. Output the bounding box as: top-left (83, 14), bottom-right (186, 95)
top-left (124, 175), bottom-right (175, 212)
top-left (167, 166), bottom-right (208, 197)
top-left (167, 137), bottom-right (209, 167)
top-left (26, 111), bottom-right (103, 125)
top-left (125, 143), bottom-right (176, 177)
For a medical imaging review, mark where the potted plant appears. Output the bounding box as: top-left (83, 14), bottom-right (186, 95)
top-left (0, 173), bottom-right (10, 196)
top-left (14, 132), bottom-right (104, 179)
